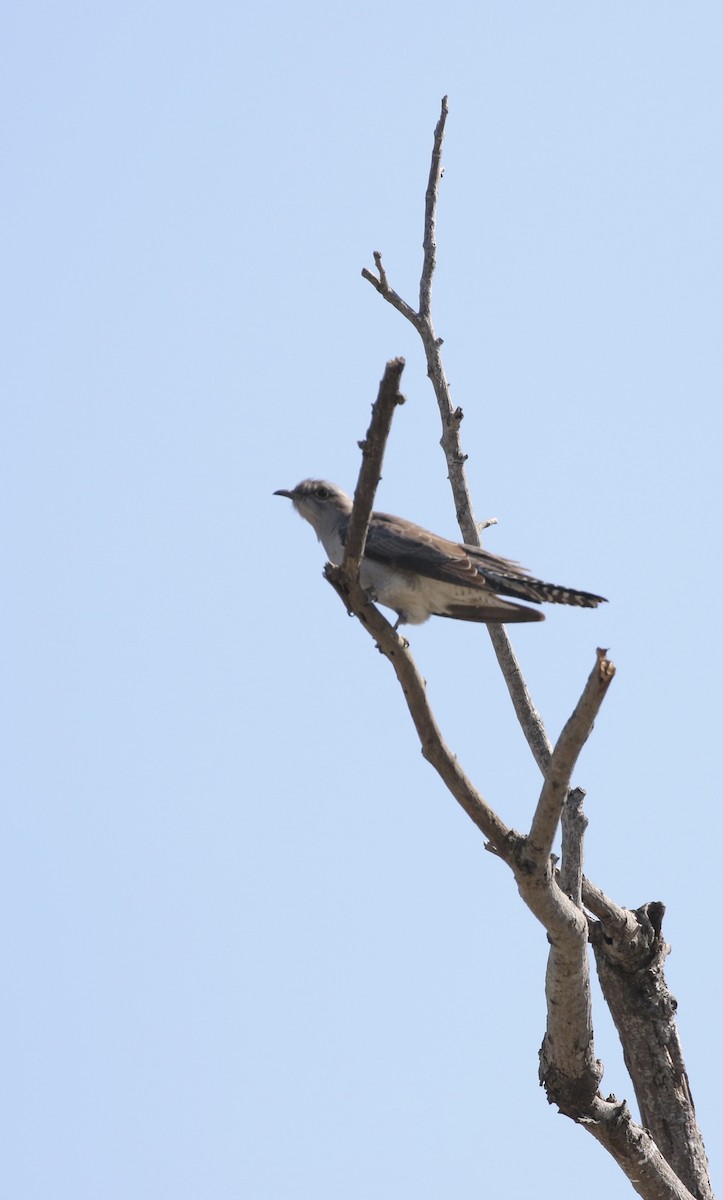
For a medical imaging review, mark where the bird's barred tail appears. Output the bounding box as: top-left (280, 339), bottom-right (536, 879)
top-left (526, 579), bottom-right (606, 608)
top-left (479, 571), bottom-right (606, 609)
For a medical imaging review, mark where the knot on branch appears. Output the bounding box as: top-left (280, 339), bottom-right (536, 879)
top-left (539, 1039), bottom-right (604, 1118)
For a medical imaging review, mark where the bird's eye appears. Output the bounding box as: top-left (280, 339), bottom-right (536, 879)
top-left (314, 486), bottom-right (330, 500)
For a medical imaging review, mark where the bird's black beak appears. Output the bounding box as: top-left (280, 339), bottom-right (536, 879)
top-left (273, 489), bottom-right (294, 499)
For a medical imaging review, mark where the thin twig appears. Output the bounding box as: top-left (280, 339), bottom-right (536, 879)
top-left (362, 252), bottom-right (421, 329)
top-left (420, 95), bottom-right (448, 319)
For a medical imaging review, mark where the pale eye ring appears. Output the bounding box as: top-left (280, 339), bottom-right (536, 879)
top-left (314, 486), bottom-right (330, 500)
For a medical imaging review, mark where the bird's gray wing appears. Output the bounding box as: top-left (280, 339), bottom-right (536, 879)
top-left (360, 513), bottom-right (526, 592)
top-left (355, 512), bottom-right (606, 609)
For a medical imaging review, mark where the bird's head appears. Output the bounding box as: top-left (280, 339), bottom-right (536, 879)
top-left (273, 479), bottom-right (353, 538)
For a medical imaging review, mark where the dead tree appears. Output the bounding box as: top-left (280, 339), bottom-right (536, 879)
top-left (319, 98), bottom-right (711, 1200)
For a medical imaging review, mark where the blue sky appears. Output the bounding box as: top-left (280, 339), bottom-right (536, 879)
top-left (5, 4), bottom-right (722, 1197)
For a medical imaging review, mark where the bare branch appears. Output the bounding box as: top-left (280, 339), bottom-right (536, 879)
top-left (342, 357), bottom-right (406, 573)
top-left (527, 649), bottom-right (615, 866)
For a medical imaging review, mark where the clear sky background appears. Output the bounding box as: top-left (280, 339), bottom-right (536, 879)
top-left (5, 4), bottom-right (722, 1198)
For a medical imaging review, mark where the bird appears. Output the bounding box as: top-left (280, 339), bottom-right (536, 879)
top-left (274, 479), bottom-right (606, 627)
